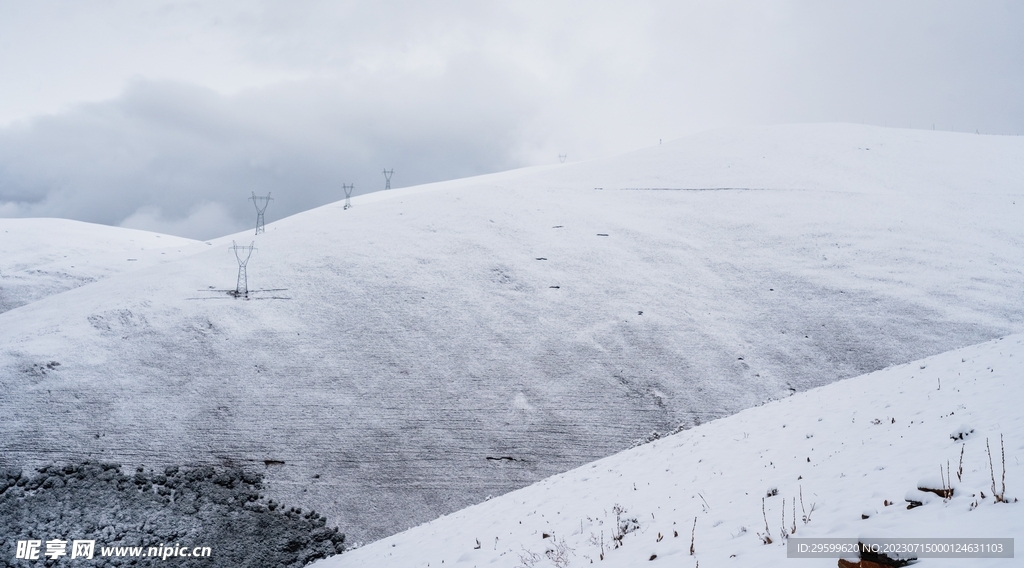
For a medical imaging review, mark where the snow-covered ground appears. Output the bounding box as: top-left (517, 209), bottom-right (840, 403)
top-left (0, 218), bottom-right (200, 313)
top-left (1, 124), bottom-right (1022, 544)
top-left (315, 334), bottom-right (1022, 567)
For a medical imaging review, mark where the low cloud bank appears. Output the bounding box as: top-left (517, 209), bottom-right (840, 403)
top-left (0, 74), bottom-right (535, 240)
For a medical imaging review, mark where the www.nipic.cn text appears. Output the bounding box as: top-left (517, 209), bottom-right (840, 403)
top-left (14, 539), bottom-right (212, 561)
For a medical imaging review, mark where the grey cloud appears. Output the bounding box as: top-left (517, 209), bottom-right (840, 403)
top-left (0, 66), bottom-right (539, 239)
top-left (1, 1), bottom-right (1022, 240)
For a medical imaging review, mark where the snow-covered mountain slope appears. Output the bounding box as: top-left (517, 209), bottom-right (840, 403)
top-left (544, 123), bottom-right (1024, 196)
top-left (1, 124), bottom-right (1022, 544)
top-left (0, 218), bottom-right (200, 313)
top-left (315, 334), bottom-right (1023, 568)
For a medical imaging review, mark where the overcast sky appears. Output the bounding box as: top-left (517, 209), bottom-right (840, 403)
top-left (1, 1), bottom-right (1021, 239)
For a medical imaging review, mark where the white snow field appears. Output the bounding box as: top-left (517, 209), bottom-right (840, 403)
top-left (0, 218), bottom-right (200, 313)
top-left (314, 334), bottom-right (1023, 568)
top-left (1, 124), bottom-right (1022, 545)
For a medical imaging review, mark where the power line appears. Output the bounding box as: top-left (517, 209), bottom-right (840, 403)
top-left (342, 183), bottom-right (354, 210)
top-left (230, 241), bottom-right (256, 297)
top-left (249, 192), bottom-right (273, 234)
top-left (342, 183), bottom-right (354, 209)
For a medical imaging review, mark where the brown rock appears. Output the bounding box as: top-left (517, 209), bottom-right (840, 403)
top-left (837, 560), bottom-right (890, 568)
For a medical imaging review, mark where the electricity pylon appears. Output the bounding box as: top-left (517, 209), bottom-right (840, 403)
top-left (558, 154), bottom-right (567, 163)
top-left (231, 241), bottom-right (256, 297)
top-left (343, 183), bottom-right (354, 210)
top-left (382, 169), bottom-right (394, 190)
top-left (250, 192), bottom-right (273, 234)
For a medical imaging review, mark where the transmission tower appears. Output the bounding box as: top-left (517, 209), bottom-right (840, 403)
top-left (382, 168), bottom-right (394, 190)
top-left (342, 183), bottom-right (354, 210)
top-left (231, 241), bottom-right (256, 297)
top-left (250, 192), bottom-right (273, 234)
top-left (558, 154), bottom-right (567, 163)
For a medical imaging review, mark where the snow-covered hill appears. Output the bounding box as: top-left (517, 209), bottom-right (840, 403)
top-left (315, 334), bottom-right (1022, 567)
top-left (1, 124), bottom-right (1022, 544)
top-left (0, 218), bottom-right (200, 313)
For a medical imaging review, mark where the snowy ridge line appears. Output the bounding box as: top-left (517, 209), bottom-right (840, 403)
top-left (0, 217), bottom-right (203, 314)
top-left (316, 334), bottom-right (1023, 568)
top-left (614, 190), bottom-right (806, 194)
